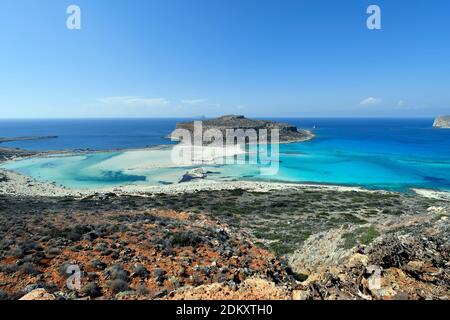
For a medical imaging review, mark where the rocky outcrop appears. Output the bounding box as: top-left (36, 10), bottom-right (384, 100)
top-left (179, 168), bottom-right (207, 183)
top-left (166, 277), bottom-right (291, 300)
top-left (289, 208), bottom-right (450, 300)
top-left (19, 289), bottom-right (55, 300)
top-left (433, 116), bottom-right (450, 128)
top-left (172, 115), bottom-right (314, 144)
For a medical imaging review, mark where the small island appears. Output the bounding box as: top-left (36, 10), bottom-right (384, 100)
top-left (172, 115), bottom-right (314, 144)
top-left (433, 116), bottom-right (450, 128)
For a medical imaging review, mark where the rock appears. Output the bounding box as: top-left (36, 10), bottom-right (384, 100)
top-left (19, 289), bottom-right (55, 300)
top-left (179, 168), bottom-right (207, 183)
top-left (292, 290), bottom-right (309, 300)
top-left (167, 277), bottom-right (291, 300)
top-left (23, 284), bottom-right (44, 294)
top-left (116, 290), bottom-right (138, 300)
top-left (347, 253), bottom-right (369, 268)
top-left (433, 115), bottom-right (450, 128)
top-left (154, 289), bottom-right (168, 299)
top-left (427, 206), bottom-right (447, 215)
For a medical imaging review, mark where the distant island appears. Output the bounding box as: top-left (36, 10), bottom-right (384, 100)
top-left (433, 116), bottom-right (450, 128)
top-left (172, 115), bottom-right (314, 144)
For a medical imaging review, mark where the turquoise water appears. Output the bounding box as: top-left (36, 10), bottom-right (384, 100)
top-left (2, 118), bottom-right (450, 191)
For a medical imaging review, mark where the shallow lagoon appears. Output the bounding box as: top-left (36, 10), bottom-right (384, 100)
top-left (2, 118), bottom-right (450, 191)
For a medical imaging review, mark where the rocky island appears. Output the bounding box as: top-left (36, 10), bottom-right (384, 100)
top-left (433, 116), bottom-right (450, 128)
top-left (172, 115), bottom-right (314, 144)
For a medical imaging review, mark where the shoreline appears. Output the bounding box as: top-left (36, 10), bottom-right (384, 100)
top-left (1, 166), bottom-right (448, 200)
top-left (1, 134), bottom-right (449, 199)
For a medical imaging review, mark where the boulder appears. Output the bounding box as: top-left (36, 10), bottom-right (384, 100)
top-left (19, 289), bottom-right (55, 300)
top-left (179, 168), bottom-right (207, 183)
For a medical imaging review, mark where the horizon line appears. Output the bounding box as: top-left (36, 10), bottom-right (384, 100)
top-left (0, 116), bottom-right (439, 121)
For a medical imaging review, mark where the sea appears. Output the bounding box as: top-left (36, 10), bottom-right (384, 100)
top-left (1, 118), bottom-right (450, 192)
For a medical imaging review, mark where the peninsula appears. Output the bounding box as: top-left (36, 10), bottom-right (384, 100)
top-left (0, 136), bottom-right (58, 144)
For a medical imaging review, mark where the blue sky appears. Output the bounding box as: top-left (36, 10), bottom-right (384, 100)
top-left (1, 0), bottom-right (450, 118)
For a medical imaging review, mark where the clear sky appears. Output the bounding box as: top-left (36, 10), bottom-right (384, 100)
top-left (1, 0), bottom-right (450, 118)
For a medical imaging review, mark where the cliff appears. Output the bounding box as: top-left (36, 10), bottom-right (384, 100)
top-left (433, 116), bottom-right (450, 128)
top-left (172, 115), bottom-right (314, 144)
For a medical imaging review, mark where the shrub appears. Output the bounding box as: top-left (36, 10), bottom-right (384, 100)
top-left (136, 285), bottom-right (149, 295)
top-left (47, 225), bottom-right (92, 242)
top-left (292, 272), bottom-right (308, 282)
top-left (0, 264), bottom-right (19, 274)
top-left (228, 189), bottom-right (245, 197)
top-left (268, 241), bottom-right (293, 257)
top-left (80, 282), bottom-right (102, 298)
top-left (341, 226), bottom-right (380, 250)
top-left (108, 279), bottom-right (129, 293)
top-left (107, 265), bottom-right (130, 282)
top-left (9, 247), bottom-right (24, 258)
top-left (90, 259), bottom-right (107, 270)
top-left (46, 247), bottom-right (61, 258)
top-left (154, 268), bottom-right (166, 278)
top-left (20, 262), bottom-right (40, 275)
top-left (0, 289), bottom-right (8, 300)
top-left (20, 241), bottom-right (43, 254)
top-left (132, 265), bottom-right (149, 278)
top-left (171, 232), bottom-right (202, 247)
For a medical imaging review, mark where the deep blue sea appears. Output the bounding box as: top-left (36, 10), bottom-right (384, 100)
top-left (0, 119), bottom-right (183, 150)
top-left (1, 118), bottom-right (450, 191)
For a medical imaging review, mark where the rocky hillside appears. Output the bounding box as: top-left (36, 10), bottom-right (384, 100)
top-left (433, 116), bottom-right (450, 128)
top-left (172, 115), bottom-right (314, 144)
top-left (0, 193), bottom-right (292, 300)
top-left (1, 185), bottom-right (449, 300)
top-left (289, 209), bottom-right (450, 300)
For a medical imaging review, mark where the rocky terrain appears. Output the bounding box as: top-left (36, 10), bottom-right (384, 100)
top-left (290, 210), bottom-right (450, 300)
top-left (433, 115), bottom-right (450, 128)
top-left (0, 179), bottom-right (449, 300)
top-left (0, 193), bottom-right (292, 300)
top-left (172, 115), bottom-right (314, 144)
